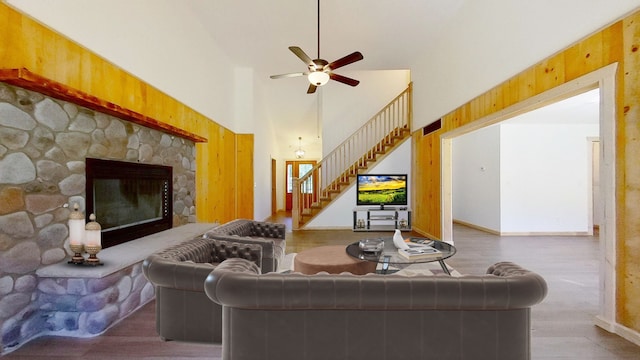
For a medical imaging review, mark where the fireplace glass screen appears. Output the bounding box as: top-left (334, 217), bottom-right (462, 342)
top-left (86, 158), bottom-right (172, 248)
top-left (93, 178), bottom-right (165, 229)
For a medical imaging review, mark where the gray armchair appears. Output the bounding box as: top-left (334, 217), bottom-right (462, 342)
top-left (203, 219), bottom-right (286, 273)
top-left (142, 237), bottom-right (261, 343)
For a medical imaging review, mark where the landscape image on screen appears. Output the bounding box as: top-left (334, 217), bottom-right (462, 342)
top-left (357, 174), bottom-right (407, 205)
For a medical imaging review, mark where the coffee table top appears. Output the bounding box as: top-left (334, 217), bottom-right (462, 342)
top-left (345, 236), bottom-right (456, 265)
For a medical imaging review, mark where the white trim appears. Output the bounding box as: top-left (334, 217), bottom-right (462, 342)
top-left (586, 136), bottom-right (600, 236)
top-left (595, 316), bottom-right (640, 347)
top-left (440, 63), bottom-right (618, 334)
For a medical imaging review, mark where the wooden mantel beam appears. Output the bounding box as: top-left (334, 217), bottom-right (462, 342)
top-left (0, 68), bottom-right (207, 143)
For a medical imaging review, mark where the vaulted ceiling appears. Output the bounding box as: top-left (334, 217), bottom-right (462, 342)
top-left (4, 0), bottom-right (633, 157)
top-left (185, 0), bottom-right (463, 75)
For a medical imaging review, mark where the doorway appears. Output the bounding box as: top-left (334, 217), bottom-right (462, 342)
top-left (440, 64), bottom-right (617, 331)
top-left (285, 160), bottom-right (317, 211)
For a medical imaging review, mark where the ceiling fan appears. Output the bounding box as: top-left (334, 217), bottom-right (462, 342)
top-left (270, 0), bottom-right (364, 94)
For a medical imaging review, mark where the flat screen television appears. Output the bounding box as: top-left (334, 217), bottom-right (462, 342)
top-left (356, 174), bottom-right (408, 208)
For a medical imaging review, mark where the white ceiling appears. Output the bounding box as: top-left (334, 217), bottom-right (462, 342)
top-left (183, 0), bottom-right (600, 146)
top-left (184, 0), bottom-right (463, 76)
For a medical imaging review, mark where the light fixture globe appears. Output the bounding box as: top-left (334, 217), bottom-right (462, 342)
top-left (308, 71), bottom-right (329, 86)
top-left (294, 136), bottom-right (305, 159)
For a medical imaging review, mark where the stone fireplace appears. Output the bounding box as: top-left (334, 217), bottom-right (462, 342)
top-left (0, 81), bottom-right (198, 353)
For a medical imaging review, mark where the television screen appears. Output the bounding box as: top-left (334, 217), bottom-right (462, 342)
top-left (356, 174), bottom-right (408, 206)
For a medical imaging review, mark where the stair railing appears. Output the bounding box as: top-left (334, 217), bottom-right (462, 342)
top-left (293, 82), bottom-right (413, 229)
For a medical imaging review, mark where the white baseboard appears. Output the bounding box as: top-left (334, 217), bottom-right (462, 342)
top-left (595, 316), bottom-right (640, 347)
top-left (452, 219), bottom-right (590, 236)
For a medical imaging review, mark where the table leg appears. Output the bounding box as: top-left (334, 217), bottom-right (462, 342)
top-left (438, 260), bottom-right (451, 275)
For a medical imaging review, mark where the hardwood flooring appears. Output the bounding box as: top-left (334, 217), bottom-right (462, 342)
top-left (4, 213), bottom-right (639, 359)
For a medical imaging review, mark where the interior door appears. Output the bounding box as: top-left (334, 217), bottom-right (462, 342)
top-left (285, 160), bottom-right (316, 211)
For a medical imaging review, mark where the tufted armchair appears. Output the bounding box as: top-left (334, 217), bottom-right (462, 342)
top-left (203, 219), bottom-right (286, 273)
top-left (142, 236), bottom-right (261, 343)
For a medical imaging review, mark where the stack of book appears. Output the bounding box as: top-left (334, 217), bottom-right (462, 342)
top-left (397, 243), bottom-right (442, 260)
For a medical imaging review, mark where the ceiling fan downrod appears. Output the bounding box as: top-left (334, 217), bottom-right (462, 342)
top-left (317, 0), bottom-right (321, 60)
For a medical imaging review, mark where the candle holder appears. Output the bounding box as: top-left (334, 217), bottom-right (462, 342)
top-left (67, 203), bottom-right (86, 265)
top-left (84, 213), bottom-right (103, 266)
top-left (68, 243), bottom-right (85, 265)
top-left (84, 244), bottom-right (103, 265)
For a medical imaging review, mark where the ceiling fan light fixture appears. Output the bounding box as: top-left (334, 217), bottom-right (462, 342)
top-left (308, 71), bottom-right (329, 86)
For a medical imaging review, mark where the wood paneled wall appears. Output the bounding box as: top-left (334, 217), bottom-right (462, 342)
top-left (0, 3), bottom-right (253, 224)
top-left (412, 11), bottom-right (640, 331)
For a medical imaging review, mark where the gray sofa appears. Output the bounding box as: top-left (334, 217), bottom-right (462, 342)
top-left (142, 237), bottom-right (262, 343)
top-left (205, 259), bottom-right (548, 360)
top-left (203, 219), bottom-right (286, 273)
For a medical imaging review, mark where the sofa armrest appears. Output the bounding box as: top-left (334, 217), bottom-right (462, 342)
top-left (205, 258), bottom-right (261, 304)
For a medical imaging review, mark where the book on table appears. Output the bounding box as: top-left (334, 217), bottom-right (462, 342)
top-left (398, 245), bottom-right (442, 260)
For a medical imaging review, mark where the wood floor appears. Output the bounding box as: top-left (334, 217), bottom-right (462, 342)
top-left (4, 214), bottom-right (640, 359)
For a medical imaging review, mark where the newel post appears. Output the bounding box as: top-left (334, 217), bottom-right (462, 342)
top-left (292, 177), bottom-right (300, 230)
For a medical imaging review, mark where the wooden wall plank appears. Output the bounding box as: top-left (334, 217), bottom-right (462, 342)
top-left (621, 9), bottom-right (640, 332)
top-left (236, 134), bottom-right (255, 219)
top-left (412, 11), bottom-right (640, 332)
top-left (0, 3), bottom-right (252, 225)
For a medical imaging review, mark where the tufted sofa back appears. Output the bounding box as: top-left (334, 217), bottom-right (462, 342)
top-left (203, 219), bottom-right (286, 273)
top-left (205, 259), bottom-right (548, 360)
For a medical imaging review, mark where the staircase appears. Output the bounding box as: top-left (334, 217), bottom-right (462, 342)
top-left (292, 83), bottom-right (413, 229)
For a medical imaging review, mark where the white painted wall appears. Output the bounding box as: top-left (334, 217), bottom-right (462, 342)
top-left (5, 0), bottom-right (238, 130)
top-left (500, 123), bottom-right (599, 233)
top-left (411, 0), bottom-right (640, 129)
top-left (453, 122), bottom-right (599, 234)
top-left (306, 139), bottom-right (412, 229)
top-left (452, 126), bottom-right (501, 231)
top-left (322, 70), bottom-right (411, 154)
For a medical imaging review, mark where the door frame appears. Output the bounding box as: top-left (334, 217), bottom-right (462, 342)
top-left (271, 158), bottom-right (277, 215)
top-left (440, 63), bottom-right (617, 333)
top-left (285, 160), bottom-right (317, 211)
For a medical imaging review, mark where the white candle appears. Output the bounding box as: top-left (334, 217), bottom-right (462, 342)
top-left (85, 213), bottom-right (102, 247)
top-left (68, 203), bottom-right (85, 246)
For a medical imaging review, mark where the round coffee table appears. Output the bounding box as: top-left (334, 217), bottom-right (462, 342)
top-left (345, 237), bottom-right (456, 274)
top-left (294, 245), bottom-right (377, 275)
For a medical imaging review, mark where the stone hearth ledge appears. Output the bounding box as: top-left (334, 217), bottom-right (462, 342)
top-left (37, 222), bottom-right (218, 278)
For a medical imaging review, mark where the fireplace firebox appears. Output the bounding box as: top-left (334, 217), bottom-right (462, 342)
top-left (86, 158), bottom-right (173, 249)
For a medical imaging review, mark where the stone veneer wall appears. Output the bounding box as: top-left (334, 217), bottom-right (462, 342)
top-left (0, 82), bottom-right (196, 353)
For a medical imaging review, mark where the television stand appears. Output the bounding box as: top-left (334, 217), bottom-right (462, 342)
top-left (352, 206), bottom-right (412, 232)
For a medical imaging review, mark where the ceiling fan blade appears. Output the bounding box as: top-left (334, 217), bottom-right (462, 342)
top-left (307, 84), bottom-right (318, 94)
top-left (330, 73), bottom-right (360, 87)
top-left (270, 72), bottom-right (308, 79)
top-left (289, 46), bottom-right (315, 68)
top-left (325, 51), bottom-right (363, 71)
